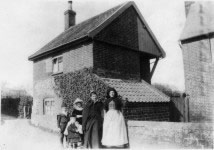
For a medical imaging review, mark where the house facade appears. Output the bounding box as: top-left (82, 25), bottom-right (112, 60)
top-left (180, 2), bottom-right (214, 122)
top-left (29, 1), bottom-right (170, 130)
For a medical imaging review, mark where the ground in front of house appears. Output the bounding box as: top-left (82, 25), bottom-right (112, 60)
top-left (0, 116), bottom-right (61, 150)
top-left (0, 116), bottom-right (182, 150)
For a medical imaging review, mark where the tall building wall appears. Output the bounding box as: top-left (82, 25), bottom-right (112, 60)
top-left (182, 38), bottom-right (214, 122)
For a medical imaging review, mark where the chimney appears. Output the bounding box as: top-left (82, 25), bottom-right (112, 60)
top-left (185, 1), bottom-right (195, 17)
top-left (64, 1), bottom-right (76, 30)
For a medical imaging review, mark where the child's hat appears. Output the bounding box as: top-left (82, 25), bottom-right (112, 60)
top-left (73, 98), bottom-right (83, 105)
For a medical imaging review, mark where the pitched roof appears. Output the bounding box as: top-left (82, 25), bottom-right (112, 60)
top-left (180, 2), bottom-right (214, 41)
top-left (29, 1), bottom-right (165, 60)
top-left (102, 78), bottom-right (169, 102)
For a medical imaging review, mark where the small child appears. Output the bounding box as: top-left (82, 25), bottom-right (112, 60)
top-left (64, 114), bottom-right (82, 149)
top-left (72, 98), bottom-right (83, 145)
top-left (57, 105), bottom-right (69, 147)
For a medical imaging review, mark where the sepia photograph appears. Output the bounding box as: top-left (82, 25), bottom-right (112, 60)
top-left (0, 0), bottom-right (213, 149)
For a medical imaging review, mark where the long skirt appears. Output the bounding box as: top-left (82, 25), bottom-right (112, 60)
top-left (102, 109), bottom-right (128, 146)
top-left (84, 119), bottom-right (102, 149)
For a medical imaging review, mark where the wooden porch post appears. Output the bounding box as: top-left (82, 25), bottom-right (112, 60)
top-left (150, 58), bottom-right (159, 80)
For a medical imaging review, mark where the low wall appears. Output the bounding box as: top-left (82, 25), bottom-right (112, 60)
top-left (128, 121), bottom-right (213, 149)
top-left (31, 117), bottom-right (213, 149)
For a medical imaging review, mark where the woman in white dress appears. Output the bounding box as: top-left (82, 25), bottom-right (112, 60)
top-left (101, 88), bottom-right (128, 148)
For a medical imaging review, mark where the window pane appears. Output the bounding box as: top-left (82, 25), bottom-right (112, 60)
top-left (58, 61), bottom-right (63, 72)
top-left (44, 98), bottom-right (55, 115)
top-left (58, 57), bottom-right (62, 63)
top-left (53, 59), bottom-right (58, 73)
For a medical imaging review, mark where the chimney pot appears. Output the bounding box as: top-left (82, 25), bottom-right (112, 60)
top-left (68, 1), bottom-right (73, 10)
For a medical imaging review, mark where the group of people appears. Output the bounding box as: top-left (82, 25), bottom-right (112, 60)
top-left (57, 88), bottom-right (128, 149)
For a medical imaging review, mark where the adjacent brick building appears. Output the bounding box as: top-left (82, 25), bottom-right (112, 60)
top-left (29, 1), bottom-right (169, 130)
top-left (180, 2), bottom-right (214, 122)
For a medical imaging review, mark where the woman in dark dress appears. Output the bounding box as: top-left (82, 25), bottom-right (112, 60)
top-left (82, 91), bottom-right (104, 149)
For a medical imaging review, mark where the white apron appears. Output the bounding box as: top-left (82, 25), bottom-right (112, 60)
top-left (101, 109), bottom-right (128, 146)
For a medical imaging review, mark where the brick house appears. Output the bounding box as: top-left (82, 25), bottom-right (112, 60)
top-left (180, 2), bottom-right (214, 122)
top-left (29, 1), bottom-right (169, 130)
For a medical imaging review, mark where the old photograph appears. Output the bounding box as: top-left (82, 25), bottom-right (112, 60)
top-left (0, 0), bottom-right (213, 149)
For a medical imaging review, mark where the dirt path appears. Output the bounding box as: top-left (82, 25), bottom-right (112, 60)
top-left (0, 119), bottom-right (62, 150)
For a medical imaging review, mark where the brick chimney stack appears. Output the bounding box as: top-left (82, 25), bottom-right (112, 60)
top-left (64, 1), bottom-right (76, 30)
top-left (185, 1), bottom-right (195, 17)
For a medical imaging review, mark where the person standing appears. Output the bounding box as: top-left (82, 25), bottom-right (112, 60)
top-left (72, 98), bottom-right (84, 145)
top-left (82, 91), bottom-right (104, 149)
top-left (64, 114), bottom-right (82, 149)
top-left (102, 88), bottom-right (128, 148)
top-left (57, 104), bottom-right (69, 147)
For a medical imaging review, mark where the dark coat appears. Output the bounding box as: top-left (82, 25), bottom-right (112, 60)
top-left (72, 109), bottom-right (82, 125)
top-left (67, 123), bottom-right (81, 143)
top-left (57, 113), bottom-right (69, 133)
top-left (82, 100), bottom-right (104, 148)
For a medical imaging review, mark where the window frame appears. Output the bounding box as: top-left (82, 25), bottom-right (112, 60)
top-left (43, 98), bottom-right (55, 115)
top-left (52, 55), bottom-right (63, 74)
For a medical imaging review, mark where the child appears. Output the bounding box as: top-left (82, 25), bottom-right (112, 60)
top-left (64, 114), bottom-right (82, 149)
top-left (72, 98), bottom-right (83, 125)
top-left (57, 104), bottom-right (69, 147)
top-left (72, 98), bottom-right (84, 145)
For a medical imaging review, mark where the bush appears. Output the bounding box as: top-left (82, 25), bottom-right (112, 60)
top-left (54, 68), bottom-right (110, 113)
top-left (2, 93), bottom-right (33, 118)
top-left (18, 95), bottom-right (33, 118)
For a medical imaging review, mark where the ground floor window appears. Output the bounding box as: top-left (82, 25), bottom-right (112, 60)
top-left (43, 98), bottom-right (55, 115)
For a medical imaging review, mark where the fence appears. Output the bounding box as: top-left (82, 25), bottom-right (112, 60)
top-left (170, 94), bottom-right (189, 122)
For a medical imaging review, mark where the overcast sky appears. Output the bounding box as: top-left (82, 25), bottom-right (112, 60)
top-left (0, 0), bottom-right (188, 92)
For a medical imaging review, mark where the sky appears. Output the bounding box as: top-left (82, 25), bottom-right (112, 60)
top-left (0, 0), bottom-right (188, 93)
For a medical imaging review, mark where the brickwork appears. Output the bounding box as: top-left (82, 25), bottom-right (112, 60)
top-left (123, 102), bottom-right (170, 121)
top-left (182, 38), bottom-right (214, 122)
top-left (93, 41), bottom-right (141, 80)
top-left (32, 78), bottom-right (62, 129)
top-left (33, 43), bottom-right (93, 81)
top-left (33, 57), bottom-right (52, 81)
top-left (95, 6), bottom-right (139, 51)
top-left (63, 43), bottom-right (93, 73)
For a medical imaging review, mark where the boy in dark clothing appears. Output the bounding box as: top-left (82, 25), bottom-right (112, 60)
top-left (57, 106), bottom-right (69, 147)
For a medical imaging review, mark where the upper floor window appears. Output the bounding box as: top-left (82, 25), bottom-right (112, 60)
top-left (52, 56), bottom-right (63, 74)
top-left (44, 98), bottom-right (55, 115)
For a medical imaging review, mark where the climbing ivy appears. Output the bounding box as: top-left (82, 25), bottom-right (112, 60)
top-left (53, 68), bottom-right (110, 112)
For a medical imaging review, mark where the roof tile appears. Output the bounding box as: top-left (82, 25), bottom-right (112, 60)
top-left (180, 2), bottom-right (214, 41)
top-left (102, 78), bottom-right (169, 102)
top-left (29, 3), bottom-right (123, 59)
